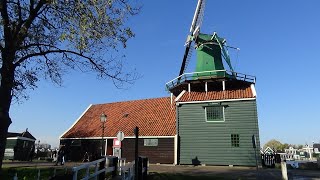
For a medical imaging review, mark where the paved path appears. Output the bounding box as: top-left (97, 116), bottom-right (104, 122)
top-left (148, 164), bottom-right (320, 180)
top-left (3, 161), bottom-right (320, 179)
top-left (2, 161), bottom-right (82, 168)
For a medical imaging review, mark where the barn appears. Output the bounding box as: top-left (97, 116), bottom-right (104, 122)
top-left (60, 97), bottom-right (177, 164)
top-left (61, 0), bottom-right (261, 166)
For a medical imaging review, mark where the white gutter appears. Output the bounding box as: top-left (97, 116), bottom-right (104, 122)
top-left (7, 137), bottom-right (36, 141)
top-left (177, 98), bottom-right (256, 105)
top-left (60, 136), bottom-right (176, 140)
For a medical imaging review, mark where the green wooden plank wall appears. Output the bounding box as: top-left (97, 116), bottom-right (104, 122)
top-left (178, 99), bottom-right (261, 166)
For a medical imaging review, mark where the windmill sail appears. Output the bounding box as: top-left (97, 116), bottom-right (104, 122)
top-left (179, 0), bottom-right (206, 76)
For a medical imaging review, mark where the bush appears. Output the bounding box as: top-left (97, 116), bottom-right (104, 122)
top-left (298, 162), bottom-right (319, 170)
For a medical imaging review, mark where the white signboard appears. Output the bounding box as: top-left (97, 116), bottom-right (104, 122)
top-left (144, 139), bottom-right (158, 146)
top-left (4, 148), bottom-right (14, 157)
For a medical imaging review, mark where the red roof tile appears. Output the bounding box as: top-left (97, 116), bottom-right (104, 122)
top-left (61, 97), bottom-right (176, 138)
top-left (178, 86), bottom-right (254, 102)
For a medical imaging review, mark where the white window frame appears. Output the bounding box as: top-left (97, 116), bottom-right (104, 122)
top-left (205, 106), bottom-right (225, 122)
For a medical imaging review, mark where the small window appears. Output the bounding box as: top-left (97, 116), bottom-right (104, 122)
top-left (231, 134), bottom-right (240, 147)
top-left (205, 106), bottom-right (224, 122)
top-left (71, 140), bottom-right (81, 146)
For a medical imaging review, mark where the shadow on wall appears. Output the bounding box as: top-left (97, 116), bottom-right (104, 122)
top-left (192, 156), bottom-right (201, 166)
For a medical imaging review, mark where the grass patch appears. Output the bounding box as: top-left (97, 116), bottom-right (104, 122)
top-left (1, 166), bottom-right (112, 180)
top-left (148, 172), bottom-right (226, 180)
top-left (1, 167), bottom-right (69, 180)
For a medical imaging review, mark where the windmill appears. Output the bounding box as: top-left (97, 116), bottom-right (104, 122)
top-left (167, 0), bottom-right (255, 96)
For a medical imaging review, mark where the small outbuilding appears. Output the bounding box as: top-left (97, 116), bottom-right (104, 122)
top-left (5, 129), bottom-right (36, 161)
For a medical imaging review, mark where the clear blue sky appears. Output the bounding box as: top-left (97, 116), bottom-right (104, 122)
top-left (9, 0), bottom-right (320, 148)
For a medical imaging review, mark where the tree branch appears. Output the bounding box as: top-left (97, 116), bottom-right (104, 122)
top-left (16, 0), bottom-right (46, 45)
top-left (15, 48), bottom-right (103, 72)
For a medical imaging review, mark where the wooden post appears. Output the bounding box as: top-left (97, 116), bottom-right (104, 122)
top-left (13, 173), bottom-right (18, 180)
top-left (107, 156), bottom-right (118, 178)
top-left (98, 157), bottom-right (106, 180)
top-left (134, 126), bottom-right (139, 180)
top-left (281, 161), bottom-right (288, 180)
top-left (37, 169), bottom-right (41, 180)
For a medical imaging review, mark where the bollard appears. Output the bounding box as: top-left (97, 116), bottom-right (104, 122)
top-left (138, 156), bottom-right (148, 180)
top-left (13, 173), bottom-right (18, 180)
top-left (98, 157), bottom-right (106, 180)
top-left (107, 156), bottom-right (118, 178)
top-left (37, 169), bottom-right (41, 180)
top-left (281, 161), bottom-right (288, 180)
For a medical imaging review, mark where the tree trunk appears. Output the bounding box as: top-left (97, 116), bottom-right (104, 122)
top-left (0, 52), bottom-right (15, 175)
top-left (0, 114), bottom-right (11, 175)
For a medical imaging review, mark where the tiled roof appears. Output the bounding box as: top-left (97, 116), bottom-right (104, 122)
top-left (61, 97), bottom-right (176, 138)
top-left (178, 86), bottom-right (254, 102)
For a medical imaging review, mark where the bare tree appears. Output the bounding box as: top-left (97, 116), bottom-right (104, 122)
top-left (0, 0), bottom-right (140, 171)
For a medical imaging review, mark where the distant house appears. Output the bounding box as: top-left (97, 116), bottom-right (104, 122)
top-left (313, 143), bottom-right (320, 154)
top-left (263, 147), bottom-right (275, 155)
top-left (284, 147), bottom-right (299, 160)
top-left (5, 129), bottom-right (36, 160)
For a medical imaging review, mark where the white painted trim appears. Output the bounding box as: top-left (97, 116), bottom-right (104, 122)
top-left (251, 84), bottom-right (257, 97)
top-left (7, 137), bottom-right (36, 141)
top-left (205, 82), bottom-right (208, 92)
top-left (175, 90), bottom-right (186, 102)
top-left (188, 83), bottom-right (191, 92)
top-left (59, 104), bottom-right (93, 139)
top-left (222, 81), bottom-right (225, 91)
top-left (177, 98), bottom-right (256, 105)
top-left (60, 136), bottom-right (175, 140)
top-left (104, 139), bottom-right (108, 156)
top-left (174, 135), bottom-right (178, 165)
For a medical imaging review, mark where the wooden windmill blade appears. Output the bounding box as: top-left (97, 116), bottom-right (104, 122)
top-left (179, 0), bottom-right (206, 76)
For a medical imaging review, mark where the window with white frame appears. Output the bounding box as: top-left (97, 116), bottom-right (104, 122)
top-left (205, 106), bottom-right (224, 122)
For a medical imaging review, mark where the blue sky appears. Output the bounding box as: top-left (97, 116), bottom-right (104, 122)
top-left (9, 0), bottom-right (320, 148)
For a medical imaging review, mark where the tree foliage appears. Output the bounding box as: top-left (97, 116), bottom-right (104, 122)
top-left (263, 139), bottom-right (307, 152)
top-left (263, 139), bottom-right (283, 152)
top-left (0, 0), bottom-right (140, 100)
top-left (0, 0), bottom-right (140, 171)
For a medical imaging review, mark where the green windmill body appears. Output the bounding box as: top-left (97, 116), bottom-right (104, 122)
top-left (193, 33), bottom-right (234, 79)
top-left (166, 0), bottom-right (255, 96)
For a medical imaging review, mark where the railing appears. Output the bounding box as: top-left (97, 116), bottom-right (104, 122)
top-left (166, 70), bottom-right (256, 90)
top-left (118, 158), bottom-right (126, 176)
top-left (72, 157), bottom-right (115, 180)
top-left (119, 161), bottom-right (135, 180)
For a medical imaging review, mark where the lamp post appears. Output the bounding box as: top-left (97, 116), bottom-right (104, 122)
top-left (100, 113), bottom-right (107, 156)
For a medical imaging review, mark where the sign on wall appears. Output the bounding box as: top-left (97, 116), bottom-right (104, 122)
top-left (113, 138), bottom-right (121, 148)
top-left (144, 139), bottom-right (158, 146)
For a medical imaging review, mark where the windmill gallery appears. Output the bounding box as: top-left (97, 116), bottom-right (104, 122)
top-left (60, 0), bottom-right (260, 166)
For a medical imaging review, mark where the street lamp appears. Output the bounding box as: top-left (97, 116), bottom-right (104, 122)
top-left (100, 113), bottom-right (107, 156)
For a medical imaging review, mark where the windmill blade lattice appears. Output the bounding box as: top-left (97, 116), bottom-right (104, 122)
top-left (179, 0), bottom-right (207, 76)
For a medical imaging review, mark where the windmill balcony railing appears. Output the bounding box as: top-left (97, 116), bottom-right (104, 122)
top-left (166, 70), bottom-right (256, 90)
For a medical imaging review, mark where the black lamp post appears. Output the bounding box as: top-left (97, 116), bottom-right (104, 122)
top-left (100, 113), bottom-right (107, 156)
